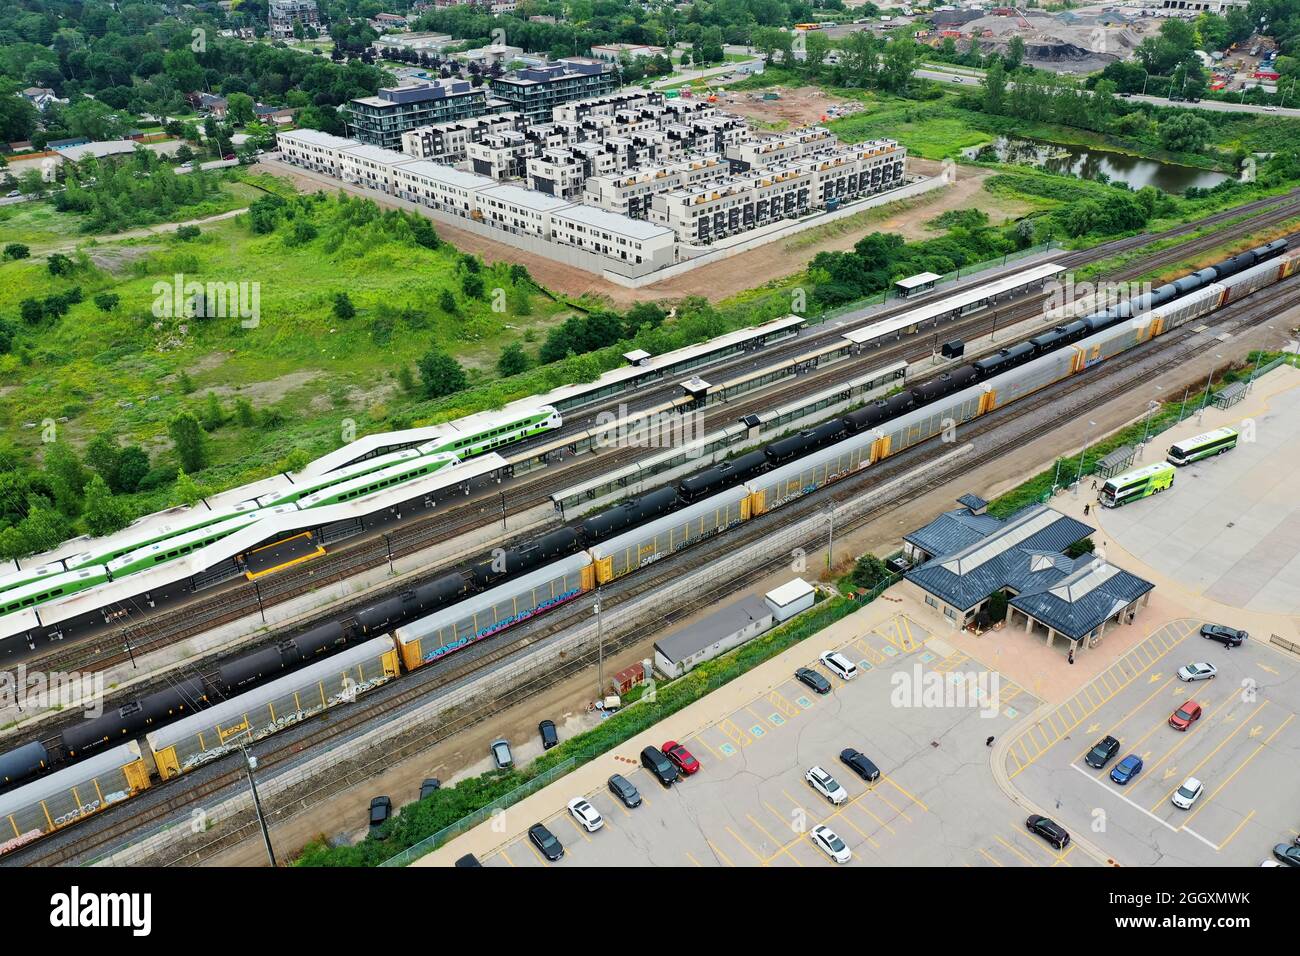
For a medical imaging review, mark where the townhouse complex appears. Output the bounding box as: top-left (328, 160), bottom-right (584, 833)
top-left (279, 89), bottom-right (911, 282)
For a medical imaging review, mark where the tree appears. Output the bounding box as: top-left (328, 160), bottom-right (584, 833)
top-left (93, 292), bottom-right (119, 312)
top-left (333, 291), bottom-right (356, 319)
top-left (168, 410), bottom-right (208, 472)
top-left (849, 553), bottom-right (891, 591)
top-left (462, 273), bottom-right (485, 299)
top-left (986, 590), bottom-right (1008, 623)
top-left (47, 253), bottom-right (74, 277)
top-left (82, 475), bottom-right (132, 536)
top-left (879, 37), bottom-right (919, 93)
top-left (85, 435), bottom-right (121, 486)
top-left (114, 447), bottom-right (150, 494)
top-left (171, 468), bottom-right (204, 507)
top-left (418, 348), bottom-right (468, 398)
top-left (235, 398), bottom-right (256, 427)
top-left (439, 289), bottom-right (458, 314)
top-left (1005, 35), bottom-right (1025, 72)
top-left (1159, 112), bottom-right (1213, 153)
top-left (227, 92), bottom-right (256, 126)
top-left (44, 442), bottom-right (88, 515)
top-left (497, 342), bottom-right (529, 377)
top-left (983, 59), bottom-right (1008, 115)
top-left (3, 243), bottom-right (29, 260)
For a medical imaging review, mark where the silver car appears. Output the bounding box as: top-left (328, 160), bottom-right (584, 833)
top-left (1177, 662), bottom-right (1218, 682)
top-left (490, 738), bottom-right (513, 770)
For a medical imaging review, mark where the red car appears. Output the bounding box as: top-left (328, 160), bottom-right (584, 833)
top-left (1169, 700), bottom-right (1203, 731)
top-left (661, 740), bottom-right (700, 776)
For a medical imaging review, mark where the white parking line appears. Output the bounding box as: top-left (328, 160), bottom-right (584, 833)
top-left (1069, 764), bottom-right (1220, 851)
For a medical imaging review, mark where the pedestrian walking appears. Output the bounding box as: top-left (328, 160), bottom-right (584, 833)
top-left (1083, 503), bottom-right (1090, 516)
top-left (1091, 479), bottom-right (1097, 490)
top-left (1068, 647), bottom-right (1075, 665)
top-left (985, 735), bottom-right (995, 747)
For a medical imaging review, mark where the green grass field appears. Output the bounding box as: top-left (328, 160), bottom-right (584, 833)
top-left (0, 190), bottom-right (575, 500)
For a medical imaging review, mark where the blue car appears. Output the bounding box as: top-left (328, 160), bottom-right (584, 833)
top-left (1110, 754), bottom-right (1143, 785)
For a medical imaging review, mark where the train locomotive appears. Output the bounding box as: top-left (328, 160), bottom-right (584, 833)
top-left (1, 240), bottom-right (1294, 857)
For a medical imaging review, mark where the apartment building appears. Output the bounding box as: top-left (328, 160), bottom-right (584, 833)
top-left (344, 79), bottom-right (492, 149)
top-left (527, 148), bottom-right (598, 200)
top-left (584, 155), bottom-right (727, 219)
top-left (269, 0), bottom-right (321, 39)
top-left (338, 143), bottom-right (412, 192)
top-left (277, 127), bottom-right (357, 175)
top-left (651, 162), bottom-right (819, 245)
top-left (390, 160), bottom-right (495, 217)
top-left (401, 113), bottom-right (526, 163)
top-left (467, 130), bottom-right (535, 180)
top-left (550, 204), bottom-right (675, 270)
top-left (725, 126), bottom-right (838, 172)
top-left (477, 183), bottom-right (573, 238)
top-left (490, 59), bottom-right (620, 124)
top-left (552, 90), bottom-right (664, 124)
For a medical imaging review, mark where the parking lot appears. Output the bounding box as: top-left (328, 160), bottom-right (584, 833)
top-left (1004, 618), bottom-right (1300, 866)
top-left (475, 614), bottom-right (1102, 868)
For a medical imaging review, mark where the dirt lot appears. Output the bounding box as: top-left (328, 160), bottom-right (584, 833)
top-left (717, 85), bottom-right (850, 129)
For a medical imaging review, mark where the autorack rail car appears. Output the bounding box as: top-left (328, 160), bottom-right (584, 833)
top-left (147, 636), bottom-right (401, 778)
top-left (395, 553), bottom-right (595, 669)
top-left (0, 742), bottom-right (152, 854)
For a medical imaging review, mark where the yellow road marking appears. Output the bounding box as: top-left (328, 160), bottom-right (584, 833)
top-left (706, 838), bottom-right (735, 867)
top-left (883, 776), bottom-right (929, 813)
top-left (996, 834), bottom-right (1038, 867)
top-left (725, 826), bottom-right (765, 865)
top-left (1179, 703), bottom-right (1273, 822)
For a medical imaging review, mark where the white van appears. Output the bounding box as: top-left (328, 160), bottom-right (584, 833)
top-left (820, 650), bottom-right (859, 681)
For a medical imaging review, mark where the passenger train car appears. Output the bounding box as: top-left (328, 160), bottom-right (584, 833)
top-left (0, 243), bottom-right (1294, 858)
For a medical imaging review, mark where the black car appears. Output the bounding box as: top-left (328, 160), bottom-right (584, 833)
top-left (1027, 815), bottom-right (1070, 850)
top-left (839, 748), bottom-right (880, 783)
top-left (419, 778), bottom-right (441, 801)
top-left (608, 773), bottom-right (642, 808)
top-left (454, 853), bottom-right (482, 867)
top-left (538, 719), bottom-right (559, 750)
top-left (528, 823), bottom-right (564, 862)
top-left (368, 796), bottom-right (392, 833)
top-left (796, 667), bottom-right (832, 695)
top-left (1084, 735), bottom-right (1121, 770)
top-left (641, 745), bottom-right (679, 787)
top-left (1201, 624), bottom-right (1247, 647)
top-left (1273, 843), bottom-right (1300, 867)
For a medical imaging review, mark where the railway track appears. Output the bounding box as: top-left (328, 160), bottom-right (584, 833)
top-left (18, 272), bottom-right (1296, 868)
top-left (12, 203), bottom-right (1300, 684)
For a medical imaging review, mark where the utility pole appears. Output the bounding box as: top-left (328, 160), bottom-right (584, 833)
top-left (825, 504), bottom-right (835, 571)
top-left (1247, 328), bottom-right (1272, 392)
top-left (243, 746), bottom-right (277, 867)
top-left (1139, 399), bottom-right (1159, 457)
top-left (1177, 384), bottom-right (1191, 423)
top-left (594, 588), bottom-right (604, 701)
top-left (1074, 420), bottom-right (1096, 496)
top-left (1197, 354), bottom-right (1222, 423)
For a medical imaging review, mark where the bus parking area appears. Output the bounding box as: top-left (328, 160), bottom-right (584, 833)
top-left (427, 610), bottom-right (1106, 868)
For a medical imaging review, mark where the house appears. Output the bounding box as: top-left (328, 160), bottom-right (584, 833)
top-left (902, 502), bottom-right (1153, 656)
top-left (21, 88), bottom-right (66, 111)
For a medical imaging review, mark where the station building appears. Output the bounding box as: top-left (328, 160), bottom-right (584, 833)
top-left (901, 501), bottom-right (1154, 656)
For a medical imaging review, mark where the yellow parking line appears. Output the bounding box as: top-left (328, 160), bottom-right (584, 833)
top-left (769, 690), bottom-right (800, 719)
top-left (996, 834), bottom-right (1038, 867)
top-left (832, 808), bottom-right (881, 849)
top-left (725, 826), bottom-right (765, 865)
top-left (1142, 693), bottom-right (1239, 787)
top-left (883, 776), bottom-right (930, 813)
top-left (847, 794), bottom-right (896, 835)
top-left (764, 800), bottom-right (797, 832)
top-left (1053, 845), bottom-right (1076, 868)
top-left (748, 815), bottom-right (803, 867)
top-left (496, 848), bottom-right (516, 868)
top-left (872, 789), bottom-right (913, 824)
top-left (782, 788), bottom-right (808, 812)
top-left (706, 838), bottom-right (735, 867)
top-left (1218, 809), bottom-right (1255, 851)
top-left (979, 847), bottom-right (1005, 867)
top-left (691, 735), bottom-right (722, 759)
top-left (1179, 702), bottom-right (1272, 822)
top-left (685, 851), bottom-right (703, 867)
top-left (564, 813), bottom-right (593, 842)
top-left (1188, 713), bottom-right (1295, 826)
top-left (524, 836), bottom-right (549, 866)
top-left (1072, 677), bottom-right (1178, 765)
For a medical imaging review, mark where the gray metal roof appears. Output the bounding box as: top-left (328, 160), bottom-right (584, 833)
top-left (1009, 558), bottom-right (1154, 640)
top-left (655, 594), bottom-right (772, 663)
top-left (903, 507), bottom-right (1003, 559)
top-left (956, 493), bottom-right (988, 511)
top-left (904, 505), bottom-right (1094, 612)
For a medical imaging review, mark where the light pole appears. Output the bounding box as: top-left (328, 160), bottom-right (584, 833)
top-left (243, 745), bottom-right (277, 868)
top-left (594, 588), bottom-right (604, 701)
top-left (1138, 399), bottom-right (1159, 458)
top-left (825, 504), bottom-right (835, 572)
top-left (1074, 420), bottom-right (1096, 496)
top-left (1177, 384), bottom-right (1191, 423)
top-left (1197, 354), bottom-right (1222, 423)
top-left (1247, 328), bottom-right (1273, 392)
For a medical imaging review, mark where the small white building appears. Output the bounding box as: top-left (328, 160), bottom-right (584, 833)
top-left (765, 578), bottom-right (815, 622)
top-left (653, 594), bottom-right (774, 679)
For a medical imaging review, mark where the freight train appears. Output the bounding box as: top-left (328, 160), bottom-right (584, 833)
top-left (1, 242), bottom-right (1294, 858)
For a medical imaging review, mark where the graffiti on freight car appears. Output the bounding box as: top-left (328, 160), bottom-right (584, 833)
top-left (422, 587), bottom-right (584, 663)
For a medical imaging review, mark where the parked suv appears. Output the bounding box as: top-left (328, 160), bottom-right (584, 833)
top-left (641, 745), bottom-right (679, 787)
top-left (820, 650), bottom-right (859, 681)
top-left (1201, 624), bottom-right (1247, 647)
top-left (1084, 735), bottom-right (1121, 770)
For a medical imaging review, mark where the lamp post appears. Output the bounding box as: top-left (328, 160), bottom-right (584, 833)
top-left (594, 588), bottom-right (604, 701)
top-left (243, 745), bottom-right (277, 868)
top-left (1247, 328), bottom-right (1273, 393)
top-left (1074, 420), bottom-right (1096, 496)
top-left (1139, 399), bottom-right (1160, 457)
top-left (825, 504), bottom-right (835, 572)
top-left (1197, 354), bottom-right (1222, 423)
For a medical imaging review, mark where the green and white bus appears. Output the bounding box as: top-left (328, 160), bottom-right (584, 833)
top-left (1167, 426), bottom-right (1239, 466)
top-left (1100, 462), bottom-right (1176, 508)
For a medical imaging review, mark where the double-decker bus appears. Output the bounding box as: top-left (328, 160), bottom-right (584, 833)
top-left (1167, 426), bottom-right (1239, 466)
top-left (1100, 462), bottom-right (1176, 508)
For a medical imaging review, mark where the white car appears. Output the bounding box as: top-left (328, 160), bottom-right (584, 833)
top-left (1263, 106), bottom-right (1278, 112)
top-left (567, 797), bottom-right (604, 832)
top-left (820, 650), bottom-right (858, 681)
top-left (805, 766), bottom-right (849, 805)
top-left (1171, 777), bottom-right (1203, 810)
top-left (1177, 662), bottom-right (1218, 682)
top-left (810, 824), bottom-right (852, 863)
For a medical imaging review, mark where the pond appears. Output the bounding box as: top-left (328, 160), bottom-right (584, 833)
top-left (968, 136), bottom-right (1232, 194)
